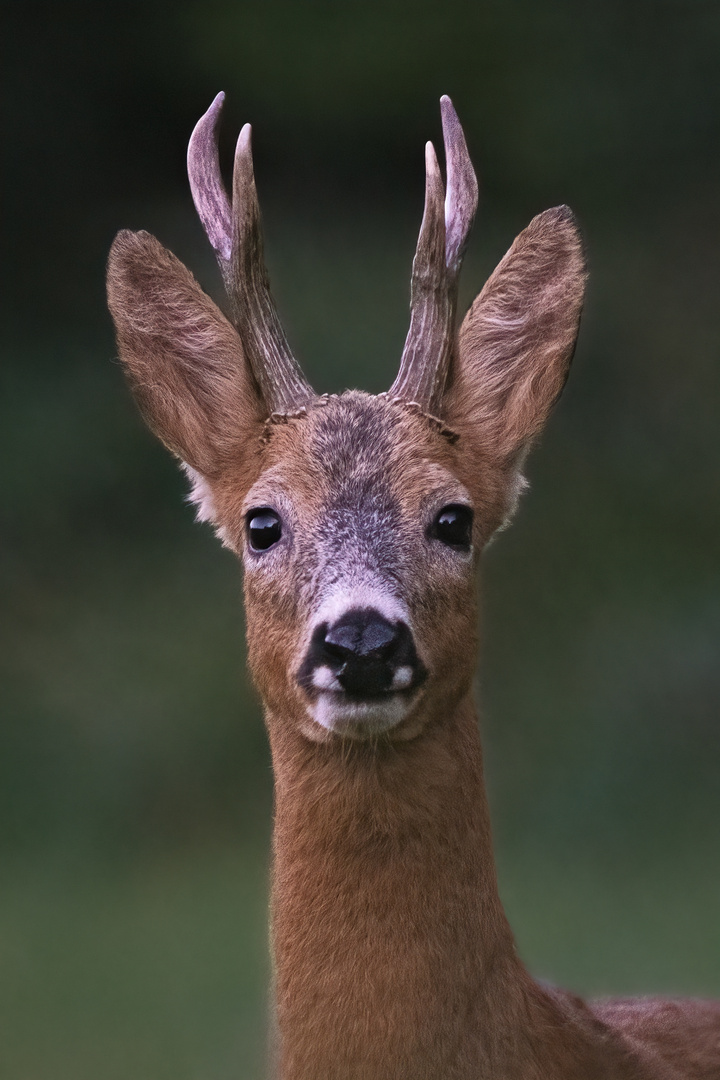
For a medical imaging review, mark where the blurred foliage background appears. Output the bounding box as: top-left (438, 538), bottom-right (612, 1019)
top-left (2, 0), bottom-right (720, 1076)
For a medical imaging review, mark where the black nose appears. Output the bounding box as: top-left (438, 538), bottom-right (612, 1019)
top-left (299, 608), bottom-right (425, 698)
top-left (323, 614), bottom-right (399, 665)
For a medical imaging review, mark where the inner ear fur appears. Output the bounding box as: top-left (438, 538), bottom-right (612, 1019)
top-left (107, 229), bottom-right (265, 478)
top-left (444, 206), bottom-right (586, 467)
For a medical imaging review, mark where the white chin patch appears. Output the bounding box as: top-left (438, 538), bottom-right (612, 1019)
top-left (309, 692), bottom-right (412, 738)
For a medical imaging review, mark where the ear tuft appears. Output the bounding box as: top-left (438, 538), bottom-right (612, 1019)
top-left (181, 462), bottom-right (235, 548)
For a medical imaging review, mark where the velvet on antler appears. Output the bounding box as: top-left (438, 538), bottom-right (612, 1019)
top-left (187, 93), bottom-right (316, 415)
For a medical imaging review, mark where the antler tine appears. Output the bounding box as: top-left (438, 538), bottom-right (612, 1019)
top-left (188, 95), bottom-right (315, 415)
top-left (230, 125), bottom-right (315, 413)
top-left (388, 96), bottom-right (478, 415)
top-left (441, 95), bottom-right (478, 275)
top-left (187, 92), bottom-right (233, 264)
top-left (388, 142), bottom-right (450, 410)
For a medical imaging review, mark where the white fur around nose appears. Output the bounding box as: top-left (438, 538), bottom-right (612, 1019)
top-left (312, 665), bottom-right (342, 691)
top-left (302, 587), bottom-right (418, 738)
top-left (392, 665), bottom-right (414, 690)
top-left (311, 585), bottom-right (410, 636)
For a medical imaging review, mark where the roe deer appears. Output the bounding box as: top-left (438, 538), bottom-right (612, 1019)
top-left (107, 94), bottom-right (720, 1079)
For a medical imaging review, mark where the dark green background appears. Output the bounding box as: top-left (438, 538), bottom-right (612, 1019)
top-left (3, 1), bottom-right (719, 1076)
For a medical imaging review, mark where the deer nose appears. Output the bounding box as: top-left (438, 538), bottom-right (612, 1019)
top-left (299, 608), bottom-right (425, 698)
top-left (323, 614), bottom-right (399, 664)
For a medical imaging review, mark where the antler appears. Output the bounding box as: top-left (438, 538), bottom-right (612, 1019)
top-left (187, 93), bottom-right (315, 415)
top-left (388, 96), bottom-right (478, 414)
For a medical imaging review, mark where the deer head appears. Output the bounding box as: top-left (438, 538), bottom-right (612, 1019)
top-left (107, 94), bottom-right (586, 745)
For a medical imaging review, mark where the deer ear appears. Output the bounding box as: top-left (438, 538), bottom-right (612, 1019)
top-left (107, 229), bottom-right (265, 479)
top-left (444, 206), bottom-right (586, 467)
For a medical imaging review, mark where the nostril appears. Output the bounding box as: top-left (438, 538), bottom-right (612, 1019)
top-left (323, 623), bottom-right (361, 661)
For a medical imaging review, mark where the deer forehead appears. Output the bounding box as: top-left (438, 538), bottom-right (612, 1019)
top-left (238, 393), bottom-right (472, 625)
top-left (247, 392), bottom-right (467, 524)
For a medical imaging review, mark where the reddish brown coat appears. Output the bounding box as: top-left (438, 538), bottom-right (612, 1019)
top-left (107, 98), bottom-right (720, 1079)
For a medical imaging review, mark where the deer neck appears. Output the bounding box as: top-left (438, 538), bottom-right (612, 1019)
top-left (267, 693), bottom-right (540, 1079)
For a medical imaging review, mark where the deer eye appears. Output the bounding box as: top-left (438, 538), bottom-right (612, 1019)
top-left (431, 504), bottom-right (473, 551)
top-left (247, 509), bottom-right (282, 551)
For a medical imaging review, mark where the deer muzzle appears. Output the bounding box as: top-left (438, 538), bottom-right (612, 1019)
top-left (297, 606), bottom-right (427, 736)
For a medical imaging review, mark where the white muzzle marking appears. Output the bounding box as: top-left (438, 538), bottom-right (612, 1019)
top-left (309, 692), bottom-right (413, 736)
top-left (303, 585), bottom-right (417, 736)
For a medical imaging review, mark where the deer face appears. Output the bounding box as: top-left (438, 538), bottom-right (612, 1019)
top-left (107, 95), bottom-right (585, 745)
top-left (236, 392), bottom-right (481, 742)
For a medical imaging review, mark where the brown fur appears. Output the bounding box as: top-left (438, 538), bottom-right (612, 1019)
top-left (448, 206), bottom-right (586, 472)
top-left (107, 181), bottom-right (719, 1076)
top-left (106, 229), bottom-right (265, 480)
